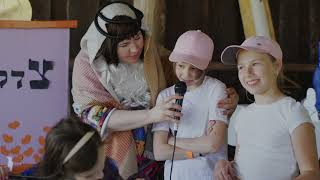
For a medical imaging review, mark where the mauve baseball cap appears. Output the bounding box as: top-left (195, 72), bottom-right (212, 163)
top-left (169, 30), bottom-right (214, 70)
top-left (221, 36), bottom-right (283, 67)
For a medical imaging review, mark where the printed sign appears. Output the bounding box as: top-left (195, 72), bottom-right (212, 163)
top-left (0, 28), bottom-right (69, 173)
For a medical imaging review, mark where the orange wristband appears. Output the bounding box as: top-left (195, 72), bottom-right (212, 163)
top-left (185, 151), bottom-right (193, 159)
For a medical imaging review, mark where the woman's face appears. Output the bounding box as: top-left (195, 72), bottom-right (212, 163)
top-left (117, 31), bottom-right (144, 64)
top-left (73, 146), bottom-right (105, 180)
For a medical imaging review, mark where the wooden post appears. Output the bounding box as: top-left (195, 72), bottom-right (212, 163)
top-left (238, 0), bottom-right (275, 39)
top-left (133, 0), bottom-right (166, 46)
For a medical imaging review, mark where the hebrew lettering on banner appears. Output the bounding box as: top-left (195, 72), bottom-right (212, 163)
top-left (0, 59), bottom-right (54, 90)
top-left (0, 27), bottom-right (69, 174)
top-left (0, 71), bottom-right (7, 88)
top-left (11, 70), bottom-right (25, 89)
top-left (29, 59), bottom-right (54, 89)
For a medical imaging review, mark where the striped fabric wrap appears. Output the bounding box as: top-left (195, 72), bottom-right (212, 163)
top-left (72, 35), bottom-right (167, 179)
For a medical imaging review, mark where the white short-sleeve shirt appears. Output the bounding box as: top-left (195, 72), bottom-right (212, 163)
top-left (234, 96), bottom-right (313, 180)
top-left (153, 76), bottom-right (228, 180)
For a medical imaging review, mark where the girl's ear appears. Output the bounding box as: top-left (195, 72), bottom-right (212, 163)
top-left (272, 60), bottom-right (282, 76)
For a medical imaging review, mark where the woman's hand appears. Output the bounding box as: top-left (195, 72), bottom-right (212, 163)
top-left (148, 95), bottom-right (183, 123)
top-left (214, 160), bottom-right (238, 180)
top-left (218, 88), bottom-right (239, 116)
top-left (0, 165), bottom-right (9, 180)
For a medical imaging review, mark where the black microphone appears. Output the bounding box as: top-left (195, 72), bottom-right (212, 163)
top-left (173, 81), bottom-right (187, 135)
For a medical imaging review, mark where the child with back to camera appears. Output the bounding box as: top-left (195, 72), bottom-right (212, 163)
top-left (37, 117), bottom-right (122, 180)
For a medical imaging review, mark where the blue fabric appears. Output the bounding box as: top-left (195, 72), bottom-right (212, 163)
top-left (313, 42), bottom-right (320, 112)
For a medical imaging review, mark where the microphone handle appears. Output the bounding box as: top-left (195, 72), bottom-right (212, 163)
top-left (173, 96), bottom-right (183, 135)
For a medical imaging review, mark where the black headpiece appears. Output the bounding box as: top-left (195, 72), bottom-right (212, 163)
top-left (94, 1), bottom-right (144, 39)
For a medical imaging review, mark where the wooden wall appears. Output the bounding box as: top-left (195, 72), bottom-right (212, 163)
top-left (28, 0), bottom-right (320, 102)
top-left (165, 0), bottom-right (320, 102)
top-left (166, 0), bottom-right (320, 64)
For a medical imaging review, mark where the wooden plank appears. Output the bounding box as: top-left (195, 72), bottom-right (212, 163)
top-left (309, 0), bottom-right (320, 64)
top-left (165, 0), bottom-right (212, 50)
top-left (182, 0), bottom-right (208, 32)
top-left (263, 0), bottom-right (276, 39)
top-left (208, 0), bottom-right (243, 62)
top-left (268, 0), bottom-right (280, 39)
top-left (51, 0), bottom-right (68, 20)
top-left (207, 63), bottom-right (316, 72)
top-left (67, 0), bottom-right (100, 58)
top-left (0, 20), bottom-right (77, 28)
top-left (29, 0), bottom-right (51, 20)
top-left (278, 0), bottom-right (300, 63)
top-left (298, 0), bottom-right (310, 64)
top-left (165, 0), bottom-right (185, 50)
top-left (107, 0), bottom-right (132, 5)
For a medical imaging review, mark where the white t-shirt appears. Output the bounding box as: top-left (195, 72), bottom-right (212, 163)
top-left (153, 76), bottom-right (228, 180)
top-left (234, 96), bottom-right (312, 180)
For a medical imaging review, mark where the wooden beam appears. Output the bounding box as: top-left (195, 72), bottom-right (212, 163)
top-left (0, 20), bottom-right (77, 28)
top-left (207, 62), bottom-right (316, 72)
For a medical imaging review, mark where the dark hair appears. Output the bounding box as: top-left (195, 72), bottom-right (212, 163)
top-left (95, 15), bottom-right (145, 65)
top-left (38, 117), bottom-right (102, 179)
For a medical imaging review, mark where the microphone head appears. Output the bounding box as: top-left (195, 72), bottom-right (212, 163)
top-left (174, 81), bottom-right (187, 96)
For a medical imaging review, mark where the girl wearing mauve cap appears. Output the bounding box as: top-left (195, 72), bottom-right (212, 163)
top-left (214, 36), bottom-right (320, 180)
top-left (153, 30), bottom-right (229, 180)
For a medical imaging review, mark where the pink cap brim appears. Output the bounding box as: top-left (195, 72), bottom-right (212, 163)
top-left (221, 45), bottom-right (269, 65)
top-left (169, 52), bottom-right (209, 70)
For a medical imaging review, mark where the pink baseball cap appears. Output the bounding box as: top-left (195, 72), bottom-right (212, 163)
top-left (221, 36), bottom-right (283, 67)
top-left (169, 30), bottom-right (214, 70)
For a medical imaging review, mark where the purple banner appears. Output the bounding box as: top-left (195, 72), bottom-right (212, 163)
top-left (0, 28), bottom-right (69, 173)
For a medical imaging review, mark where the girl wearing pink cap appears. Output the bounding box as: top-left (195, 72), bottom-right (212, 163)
top-left (153, 30), bottom-right (229, 180)
top-left (215, 36), bottom-right (320, 180)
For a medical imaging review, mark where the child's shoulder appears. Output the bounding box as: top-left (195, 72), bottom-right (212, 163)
top-left (274, 96), bottom-right (304, 110)
top-left (248, 96), bottom-right (306, 113)
top-left (281, 96), bottom-right (308, 113)
top-left (203, 76), bottom-right (226, 89)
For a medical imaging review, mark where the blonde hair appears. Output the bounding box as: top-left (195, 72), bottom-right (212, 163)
top-left (267, 54), bottom-right (285, 93)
